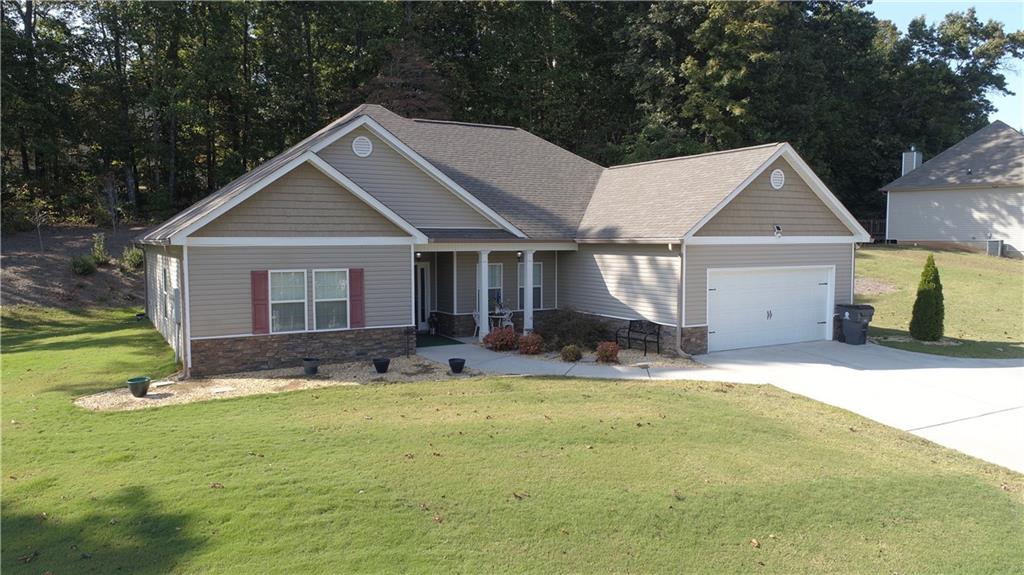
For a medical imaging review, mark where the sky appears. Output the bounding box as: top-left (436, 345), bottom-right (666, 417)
top-left (863, 1), bottom-right (1024, 129)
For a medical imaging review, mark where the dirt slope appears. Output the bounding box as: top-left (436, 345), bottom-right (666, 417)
top-left (1, 226), bottom-right (150, 309)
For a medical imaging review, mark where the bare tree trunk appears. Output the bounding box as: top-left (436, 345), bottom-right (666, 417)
top-left (103, 172), bottom-right (119, 234)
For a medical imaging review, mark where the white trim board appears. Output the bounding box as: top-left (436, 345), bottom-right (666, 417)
top-left (169, 151), bottom-right (428, 244)
top-left (309, 115), bottom-right (527, 238)
top-left (186, 236), bottom-right (414, 247)
top-left (684, 236), bottom-right (857, 245)
top-left (683, 145), bottom-right (871, 243)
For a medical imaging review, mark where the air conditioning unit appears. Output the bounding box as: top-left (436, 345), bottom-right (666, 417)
top-left (986, 240), bottom-right (1003, 257)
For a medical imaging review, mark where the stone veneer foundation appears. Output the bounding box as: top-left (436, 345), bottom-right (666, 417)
top-left (679, 326), bottom-right (708, 355)
top-left (190, 327), bottom-right (413, 376)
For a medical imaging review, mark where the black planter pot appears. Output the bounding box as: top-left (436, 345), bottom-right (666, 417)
top-left (448, 358), bottom-right (466, 374)
top-left (302, 358), bottom-right (320, 376)
top-left (372, 357), bottom-right (391, 374)
top-left (127, 376), bottom-right (151, 398)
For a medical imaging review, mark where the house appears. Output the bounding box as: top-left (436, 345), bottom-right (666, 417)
top-left (140, 104), bottom-right (869, 376)
top-left (882, 121), bottom-right (1024, 258)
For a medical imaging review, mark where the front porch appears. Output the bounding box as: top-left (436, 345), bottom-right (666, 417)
top-left (412, 245), bottom-right (566, 340)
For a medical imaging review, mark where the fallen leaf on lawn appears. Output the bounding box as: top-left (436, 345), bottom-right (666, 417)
top-left (433, 515), bottom-right (444, 523)
top-left (672, 489), bottom-right (685, 501)
top-left (420, 503), bottom-right (430, 511)
top-left (20, 550), bottom-right (38, 563)
top-left (512, 491), bottom-right (530, 500)
top-left (404, 453), bottom-right (415, 459)
top-left (750, 538), bottom-right (761, 549)
top-left (210, 482), bottom-right (224, 489)
top-left (247, 451), bottom-right (264, 457)
top-left (849, 427), bottom-right (859, 432)
top-left (560, 528), bottom-right (569, 535)
top-left (1001, 483), bottom-right (1012, 491)
top-left (585, 445), bottom-right (593, 450)
top-left (36, 512), bottom-right (48, 521)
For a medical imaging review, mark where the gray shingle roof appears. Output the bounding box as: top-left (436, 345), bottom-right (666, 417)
top-left (142, 105), bottom-right (825, 244)
top-left (882, 121), bottom-right (1024, 191)
top-left (577, 144), bottom-right (783, 240)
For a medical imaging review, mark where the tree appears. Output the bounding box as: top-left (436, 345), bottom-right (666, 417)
top-left (909, 254), bottom-right (944, 341)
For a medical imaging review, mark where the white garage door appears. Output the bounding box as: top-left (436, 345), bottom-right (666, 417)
top-left (707, 266), bottom-right (834, 352)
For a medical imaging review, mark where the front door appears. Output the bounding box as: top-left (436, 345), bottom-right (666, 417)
top-left (415, 262), bottom-right (431, 332)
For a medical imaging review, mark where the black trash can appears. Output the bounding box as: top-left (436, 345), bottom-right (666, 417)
top-left (835, 304), bottom-right (874, 345)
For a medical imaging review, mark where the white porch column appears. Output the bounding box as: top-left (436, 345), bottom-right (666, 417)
top-left (522, 249), bottom-right (535, 332)
top-left (477, 249), bottom-right (490, 340)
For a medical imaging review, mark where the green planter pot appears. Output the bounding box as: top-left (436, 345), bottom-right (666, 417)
top-left (127, 376), bottom-right (151, 398)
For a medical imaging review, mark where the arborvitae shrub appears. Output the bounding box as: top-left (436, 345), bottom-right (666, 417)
top-left (909, 254), bottom-right (944, 341)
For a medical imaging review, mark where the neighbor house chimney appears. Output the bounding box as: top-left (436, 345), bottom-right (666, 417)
top-left (901, 145), bottom-right (923, 176)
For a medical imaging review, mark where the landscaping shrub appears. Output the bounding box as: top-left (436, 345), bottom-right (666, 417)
top-left (559, 344), bottom-right (583, 362)
top-left (518, 333), bottom-right (543, 355)
top-left (71, 254), bottom-right (97, 276)
top-left (909, 254), bottom-right (944, 341)
top-left (533, 308), bottom-right (612, 351)
top-left (483, 327), bottom-right (518, 351)
top-left (119, 245), bottom-right (145, 273)
top-left (91, 232), bottom-right (111, 265)
top-left (595, 341), bottom-right (620, 363)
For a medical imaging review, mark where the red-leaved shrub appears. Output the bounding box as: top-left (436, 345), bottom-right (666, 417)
top-left (595, 341), bottom-right (620, 363)
top-left (518, 333), bottom-right (543, 355)
top-left (483, 327), bottom-right (518, 351)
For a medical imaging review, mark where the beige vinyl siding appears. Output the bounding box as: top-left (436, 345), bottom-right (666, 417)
top-left (144, 246), bottom-right (184, 356)
top-left (452, 251), bottom-right (558, 313)
top-left (193, 164), bottom-right (406, 237)
top-left (887, 187), bottom-right (1024, 255)
top-left (684, 243), bottom-right (853, 325)
top-left (696, 158), bottom-right (851, 236)
top-left (435, 252), bottom-right (455, 313)
top-left (317, 127), bottom-right (498, 229)
top-left (557, 244), bottom-right (680, 325)
top-left (188, 245), bottom-right (411, 338)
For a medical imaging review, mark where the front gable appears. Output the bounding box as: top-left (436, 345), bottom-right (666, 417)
top-left (696, 157), bottom-right (850, 237)
top-left (193, 163), bottom-right (407, 237)
top-left (316, 127), bottom-right (499, 230)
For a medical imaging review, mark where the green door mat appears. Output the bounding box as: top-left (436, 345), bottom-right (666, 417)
top-left (416, 334), bottom-right (463, 347)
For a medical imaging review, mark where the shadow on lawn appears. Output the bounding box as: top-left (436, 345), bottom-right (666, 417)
top-left (2, 486), bottom-right (202, 574)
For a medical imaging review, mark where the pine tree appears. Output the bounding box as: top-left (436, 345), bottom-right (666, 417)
top-left (909, 254), bottom-right (944, 341)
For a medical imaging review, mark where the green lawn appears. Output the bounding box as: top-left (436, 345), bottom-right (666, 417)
top-left (2, 306), bottom-right (1022, 574)
top-left (856, 246), bottom-right (1024, 358)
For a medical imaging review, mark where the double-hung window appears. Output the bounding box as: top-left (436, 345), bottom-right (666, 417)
top-left (476, 262), bottom-right (503, 311)
top-left (313, 269), bottom-right (349, 330)
top-left (518, 262), bottom-right (542, 309)
top-left (269, 270), bottom-right (307, 333)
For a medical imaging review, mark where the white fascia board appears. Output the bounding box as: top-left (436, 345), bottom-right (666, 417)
top-left (310, 115), bottom-right (528, 239)
top-left (186, 237), bottom-right (415, 247)
top-left (303, 153), bottom-right (428, 242)
top-left (169, 152), bottom-right (427, 245)
top-left (779, 146), bottom-right (872, 242)
top-left (684, 235), bottom-right (857, 245)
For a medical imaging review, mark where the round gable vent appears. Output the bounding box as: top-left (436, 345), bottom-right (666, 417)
top-left (352, 136), bottom-right (373, 158)
top-left (769, 169), bottom-right (785, 190)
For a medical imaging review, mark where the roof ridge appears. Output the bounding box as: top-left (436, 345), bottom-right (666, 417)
top-left (607, 142), bottom-right (782, 170)
top-left (411, 117), bottom-right (519, 130)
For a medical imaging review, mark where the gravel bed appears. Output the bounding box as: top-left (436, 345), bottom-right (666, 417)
top-left (75, 355), bottom-right (481, 412)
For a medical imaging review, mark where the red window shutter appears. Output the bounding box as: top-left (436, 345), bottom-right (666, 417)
top-left (350, 268), bottom-right (365, 328)
top-left (251, 270), bottom-right (269, 334)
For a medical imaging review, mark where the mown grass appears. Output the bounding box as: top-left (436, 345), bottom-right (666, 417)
top-left (2, 306), bottom-right (1022, 574)
top-left (856, 246), bottom-right (1024, 358)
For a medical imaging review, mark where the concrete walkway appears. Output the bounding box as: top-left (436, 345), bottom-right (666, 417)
top-left (417, 340), bottom-right (1024, 472)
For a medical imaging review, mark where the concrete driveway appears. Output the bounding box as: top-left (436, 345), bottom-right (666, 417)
top-left (695, 341), bottom-right (1024, 473)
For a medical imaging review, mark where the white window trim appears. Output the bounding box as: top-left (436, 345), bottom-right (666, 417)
top-left (269, 269), bottom-right (309, 334)
top-left (475, 262), bottom-right (504, 310)
top-left (313, 268), bottom-right (351, 332)
top-left (517, 261), bottom-right (543, 310)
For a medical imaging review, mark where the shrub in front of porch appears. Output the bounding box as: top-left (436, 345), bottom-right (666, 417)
top-left (483, 327), bottom-right (518, 351)
top-left (518, 333), bottom-right (543, 355)
top-left (596, 341), bottom-right (620, 363)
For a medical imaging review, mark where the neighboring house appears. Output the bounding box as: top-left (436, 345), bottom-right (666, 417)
top-left (882, 121), bottom-right (1024, 258)
top-left (140, 104), bottom-right (869, 376)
